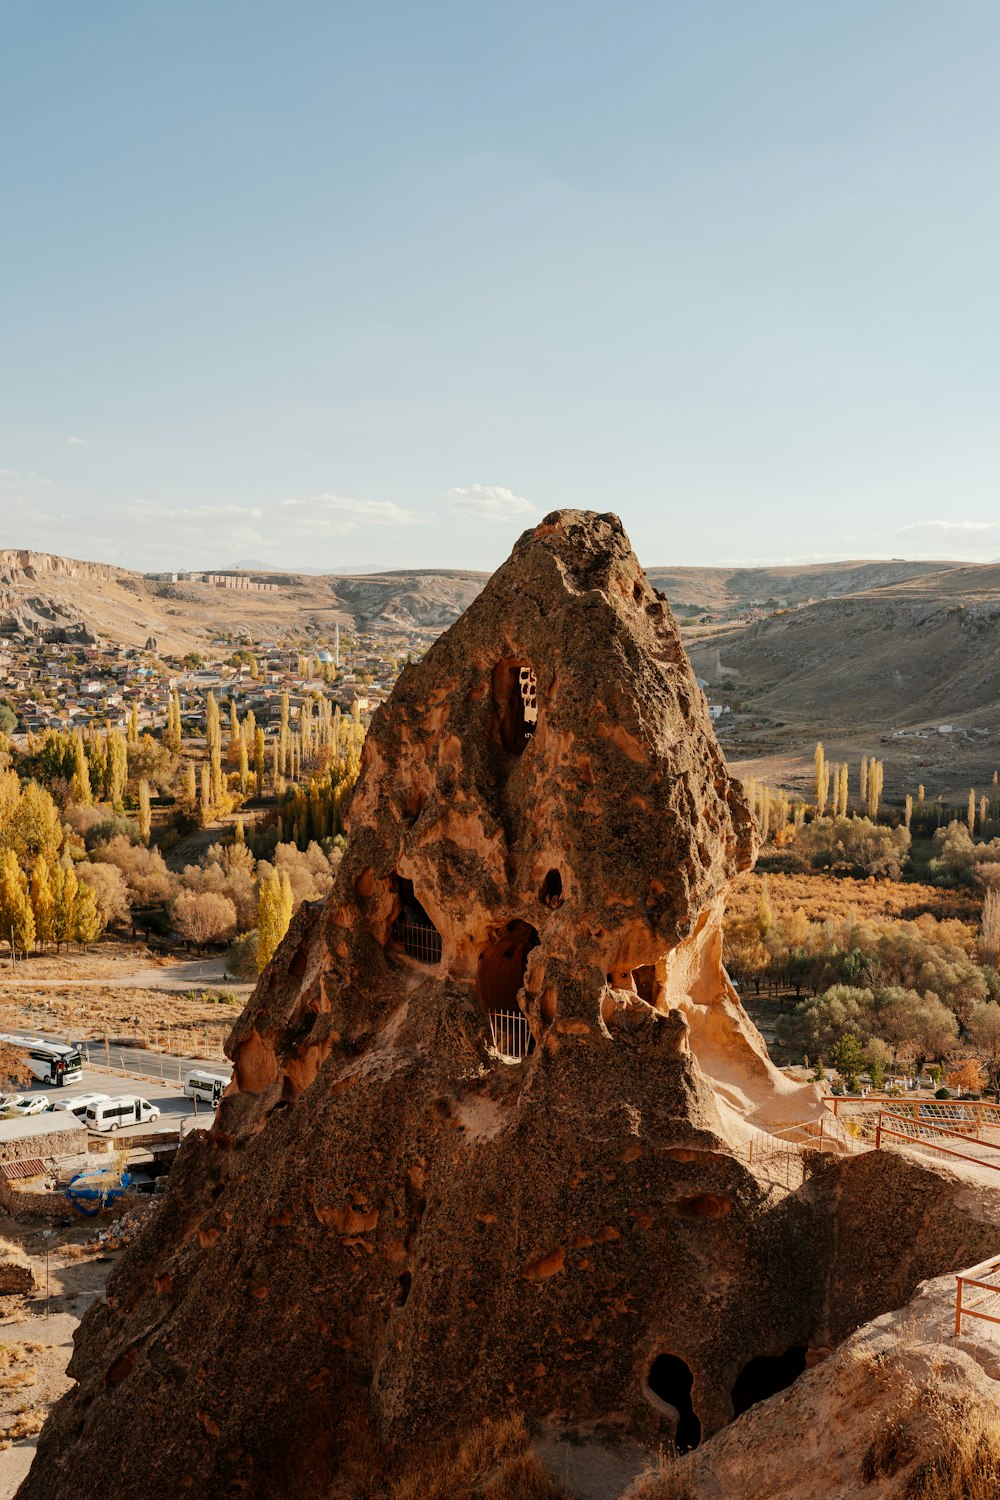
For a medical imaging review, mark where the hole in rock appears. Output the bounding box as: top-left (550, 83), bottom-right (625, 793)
top-left (478, 922), bottom-right (539, 1013)
top-left (731, 1347), bottom-right (808, 1417)
top-left (539, 869), bottom-right (564, 908)
top-left (633, 580), bottom-right (644, 603)
top-left (491, 659), bottom-right (538, 754)
top-left (395, 1272), bottom-right (412, 1308)
top-left (478, 921), bottom-right (539, 1063)
top-left (632, 965), bottom-right (656, 1003)
top-left (646, 1355), bottom-right (701, 1453)
top-left (674, 1193), bottom-right (731, 1219)
top-left (389, 877), bottom-right (442, 966)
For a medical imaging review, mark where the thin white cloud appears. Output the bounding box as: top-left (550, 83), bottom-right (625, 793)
top-left (897, 520), bottom-right (997, 535)
top-left (447, 484), bottom-right (537, 520)
top-left (279, 493), bottom-right (426, 531)
top-left (67, 436), bottom-right (83, 445)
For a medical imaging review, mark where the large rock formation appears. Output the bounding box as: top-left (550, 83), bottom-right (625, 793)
top-left (19, 513), bottom-right (1000, 1499)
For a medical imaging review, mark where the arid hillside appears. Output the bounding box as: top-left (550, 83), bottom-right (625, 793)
top-left (687, 564), bottom-right (1000, 799)
top-left (644, 558), bottom-right (951, 616)
top-left (0, 550), bottom-right (488, 651)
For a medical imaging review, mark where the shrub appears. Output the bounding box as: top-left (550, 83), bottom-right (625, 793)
top-left (228, 931), bottom-right (259, 982)
top-left (170, 890), bottom-right (237, 950)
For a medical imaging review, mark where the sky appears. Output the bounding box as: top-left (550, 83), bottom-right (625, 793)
top-left (3, 1), bottom-right (1000, 574)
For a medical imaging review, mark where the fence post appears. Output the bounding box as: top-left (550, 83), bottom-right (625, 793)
top-left (955, 1279), bottom-right (964, 1337)
top-left (748, 1137), bottom-right (754, 1166)
top-left (875, 1116), bottom-right (882, 1150)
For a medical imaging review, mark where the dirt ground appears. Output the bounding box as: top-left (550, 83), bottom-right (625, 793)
top-left (0, 944), bottom-right (250, 1059)
top-left (0, 1218), bottom-right (128, 1498)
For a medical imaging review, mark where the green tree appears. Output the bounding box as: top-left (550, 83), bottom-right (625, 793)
top-left (832, 1031), bottom-right (866, 1093)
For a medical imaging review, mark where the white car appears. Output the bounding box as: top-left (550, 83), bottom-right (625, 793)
top-left (13, 1095), bottom-right (50, 1116)
top-left (52, 1093), bottom-right (111, 1122)
top-left (85, 1097), bottom-right (161, 1133)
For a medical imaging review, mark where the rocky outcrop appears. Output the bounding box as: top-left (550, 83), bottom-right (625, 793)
top-left (18, 513), bottom-right (1000, 1500)
top-left (625, 1266), bottom-right (1000, 1500)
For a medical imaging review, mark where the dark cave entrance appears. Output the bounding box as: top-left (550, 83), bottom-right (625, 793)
top-left (389, 877), bottom-right (442, 966)
top-left (646, 1355), bottom-right (701, 1454)
top-left (539, 868), bottom-right (563, 908)
top-left (478, 920), bottom-right (539, 1063)
top-left (477, 920), bottom-right (539, 1015)
top-left (731, 1347), bottom-right (808, 1417)
top-left (491, 658), bottom-right (538, 754)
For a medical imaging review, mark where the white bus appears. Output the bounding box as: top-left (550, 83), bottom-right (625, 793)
top-left (0, 1033), bottom-right (83, 1088)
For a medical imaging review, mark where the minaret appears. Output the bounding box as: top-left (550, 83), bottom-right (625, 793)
top-left (334, 623), bottom-right (340, 670)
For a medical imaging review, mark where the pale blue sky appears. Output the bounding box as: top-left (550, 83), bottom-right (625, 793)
top-left (3, 2), bottom-right (1000, 572)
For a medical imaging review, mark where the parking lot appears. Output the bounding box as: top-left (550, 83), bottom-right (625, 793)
top-left (15, 1066), bottom-right (229, 1138)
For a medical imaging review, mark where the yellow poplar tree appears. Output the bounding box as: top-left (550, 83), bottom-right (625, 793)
top-left (254, 727), bottom-right (265, 799)
top-left (30, 856), bottom-right (55, 950)
top-left (71, 731), bottom-right (92, 805)
top-left (814, 742), bottom-right (827, 816)
top-left (0, 850), bottom-right (34, 956)
top-left (138, 779), bottom-right (152, 845)
top-left (53, 861), bottom-right (78, 950)
top-left (74, 882), bottom-right (105, 945)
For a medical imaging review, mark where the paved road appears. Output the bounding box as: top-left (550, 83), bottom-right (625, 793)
top-left (5, 1030), bottom-right (232, 1137)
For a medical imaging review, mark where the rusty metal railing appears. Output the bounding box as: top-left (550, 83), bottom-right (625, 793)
top-left (955, 1254), bottom-right (1000, 1336)
top-left (873, 1110), bottom-right (1000, 1174)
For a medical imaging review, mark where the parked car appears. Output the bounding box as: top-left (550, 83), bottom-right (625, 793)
top-left (52, 1093), bottom-right (111, 1122)
top-left (85, 1097), bottom-right (161, 1133)
top-left (13, 1095), bottom-right (50, 1116)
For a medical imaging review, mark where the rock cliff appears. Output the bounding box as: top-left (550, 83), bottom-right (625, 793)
top-left (19, 513), bottom-right (1000, 1499)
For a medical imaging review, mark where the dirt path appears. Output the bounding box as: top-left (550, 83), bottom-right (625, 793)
top-left (0, 957), bottom-right (247, 992)
top-left (0, 1223), bottom-right (124, 1499)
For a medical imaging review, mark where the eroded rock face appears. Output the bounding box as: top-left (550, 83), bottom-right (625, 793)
top-left (19, 513), bottom-right (998, 1499)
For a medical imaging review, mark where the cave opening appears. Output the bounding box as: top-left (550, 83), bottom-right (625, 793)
top-left (389, 877), bottom-right (442, 966)
top-left (478, 920), bottom-right (539, 1062)
top-left (645, 1355), bottom-right (701, 1453)
top-left (539, 869), bottom-right (563, 908)
top-left (731, 1346), bottom-right (808, 1417)
top-left (491, 658), bottom-right (538, 754)
top-left (632, 964), bottom-right (656, 1003)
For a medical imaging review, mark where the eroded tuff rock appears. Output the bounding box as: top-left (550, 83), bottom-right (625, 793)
top-left (20, 513), bottom-right (1000, 1499)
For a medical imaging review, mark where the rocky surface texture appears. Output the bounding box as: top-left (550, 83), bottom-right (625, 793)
top-left (18, 513), bottom-right (1000, 1500)
top-left (625, 1264), bottom-right (1000, 1500)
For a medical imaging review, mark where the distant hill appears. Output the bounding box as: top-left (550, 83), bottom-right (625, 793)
top-left (644, 559), bottom-right (955, 616)
top-left (227, 558), bottom-right (388, 576)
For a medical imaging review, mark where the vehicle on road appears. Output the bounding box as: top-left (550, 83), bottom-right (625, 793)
top-left (85, 1097), bottom-right (161, 1133)
top-left (13, 1095), bottom-right (50, 1116)
top-left (52, 1093), bottom-right (111, 1122)
top-left (183, 1070), bottom-right (230, 1106)
top-left (0, 1033), bottom-right (83, 1087)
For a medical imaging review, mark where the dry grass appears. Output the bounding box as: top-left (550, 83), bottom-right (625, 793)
top-left (728, 869), bottom-right (980, 927)
top-left (389, 1416), bottom-right (570, 1500)
top-left (329, 1414), bottom-right (571, 1500)
top-left (902, 1400), bottom-right (1000, 1499)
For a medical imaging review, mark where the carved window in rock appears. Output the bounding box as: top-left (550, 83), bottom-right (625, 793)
top-left (389, 877), bottom-right (442, 966)
top-left (491, 659), bottom-right (539, 755)
top-left (478, 920), bottom-right (539, 1064)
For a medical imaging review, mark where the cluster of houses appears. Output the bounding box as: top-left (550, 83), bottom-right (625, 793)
top-left (0, 625), bottom-right (427, 739)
